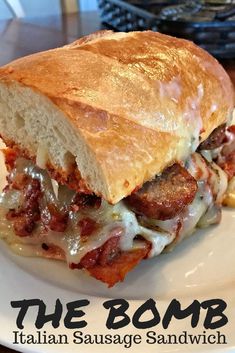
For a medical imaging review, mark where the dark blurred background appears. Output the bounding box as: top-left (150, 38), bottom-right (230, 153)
top-left (98, 0), bottom-right (235, 59)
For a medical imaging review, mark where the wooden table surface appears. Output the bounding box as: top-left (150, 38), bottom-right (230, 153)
top-left (0, 10), bottom-right (234, 353)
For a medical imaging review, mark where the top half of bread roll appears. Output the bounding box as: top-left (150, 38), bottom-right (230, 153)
top-left (0, 30), bottom-right (234, 203)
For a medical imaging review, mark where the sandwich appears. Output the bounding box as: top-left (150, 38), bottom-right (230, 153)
top-left (0, 30), bottom-right (234, 287)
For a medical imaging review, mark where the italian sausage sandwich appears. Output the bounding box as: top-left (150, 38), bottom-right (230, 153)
top-left (0, 30), bottom-right (234, 287)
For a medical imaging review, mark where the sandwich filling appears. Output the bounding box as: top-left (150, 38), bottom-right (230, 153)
top-left (0, 124), bottom-right (234, 286)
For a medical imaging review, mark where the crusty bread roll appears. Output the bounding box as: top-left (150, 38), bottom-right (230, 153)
top-left (0, 30), bottom-right (234, 203)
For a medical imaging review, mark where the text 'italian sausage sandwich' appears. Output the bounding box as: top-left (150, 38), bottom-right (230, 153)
top-left (0, 31), bottom-right (234, 287)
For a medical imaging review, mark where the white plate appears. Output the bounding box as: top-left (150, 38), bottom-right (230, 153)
top-left (0, 144), bottom-right (235, 353)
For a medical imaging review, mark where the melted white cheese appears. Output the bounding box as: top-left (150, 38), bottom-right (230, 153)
top-left (45, 201), bottom-right (174, 262)
top-left (140, 182), bottom-right (213, 252)
top-left (0, 158), bottom-right (174, 261)
top-left (186, 152), bottom-right (228, 203)
top-left (0, 195), bottom-right (173, 262)
top-left (0, 151), bottom-right (228, 263)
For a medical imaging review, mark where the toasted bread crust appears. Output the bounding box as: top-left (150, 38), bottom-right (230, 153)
top-left (0, 31), bottom-right (234, 203)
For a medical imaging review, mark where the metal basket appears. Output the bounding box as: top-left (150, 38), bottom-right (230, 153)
top-left (97, 0), bottom-right (235, 58)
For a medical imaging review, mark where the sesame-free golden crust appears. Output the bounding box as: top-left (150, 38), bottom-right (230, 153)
top-left (0, 31), bottom-right (234, 203)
